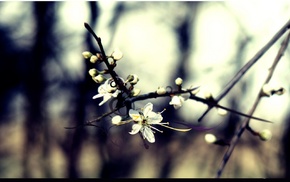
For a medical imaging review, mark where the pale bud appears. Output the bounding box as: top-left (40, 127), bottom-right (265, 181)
top-left (156, 87), bottom-right (166, 95)
top-left (112, 115), bottom-right (122, 125)
top-left (274, 87), bottom-right (285, 95)
top-left (92, 74), bottom-right (106, 83)
top-left (204, 91), bottom-right (213, 100)
top-left (262, 83), bottom-right (285, 97)
top-left (205, 134), bottom-right (217, 144)
top-left (90, 55), bottom-right (98, 63)
top-left (131, 88), bottom-right (141, 96)
top-left (126, 74), bottom-right (139, 85)
top-left (88, 68), bottom-right (99, 77)
top-left (82, 51), bottom-right (92, 59)
top-left (111, 48), bottom-right (123, 61)
top-left (258, 129), bottom-right (272, 141)
top-left (175, 77), bottom-right (183, 86)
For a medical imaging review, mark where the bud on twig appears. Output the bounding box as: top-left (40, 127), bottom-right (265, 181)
top-left (111, 48), bottom-right (123, 61)
top-left (112, 115), bottom-right (122, 125)
top-left (90, 55), bottom-right (99, 63)
top-left (262, 83), bottom-right (285, 97)
top-left (92, 74), bottom-right (106, 83)
top-left (82, 51), bottom-right (92, 59)
top-left (175, 77), bottom-right (183, 86)
top-left (126, 74), bottom-right (139, 85)
top-left (88, 68), bottom-right (99, 77)
top-left (156, 87), bottom-right (166, 95)
top-left (205, 133), bottom-right (217, 144)
top-left (258, 129), bottom-right (272, 141)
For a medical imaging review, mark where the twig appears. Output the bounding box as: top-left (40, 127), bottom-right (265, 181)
top-left (64, 107), bottom-right (120, 129)
top-left (84, 22), bottom-right (129, 95)
top-left (125, 87), bottom-right (272, 123)
top-left (216, 29), bottom-right (290, 178)
top-left (198, 18), bottom-right (290, 122)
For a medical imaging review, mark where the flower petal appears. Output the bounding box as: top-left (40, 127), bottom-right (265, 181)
top-left (97, 84), bottom-right (107, 94)
top-left (99, 94), bottom-right (112, 106)
top-left (142, 127), bottom-right (155, 143)
top-left (129, 124), bottom-right (142, 135)
top-left (92, 94), bottom-right (104, 99)
top-left (111, 90), bottom-right (121, 98)
top-left (169, 96), bottom-right (182, 109)
top-left (143, 103), bottom-right (153, 117)
top-left (147, 112), bottom-right (163, 124)
top-left (129, 109), bottom-right (142, 122)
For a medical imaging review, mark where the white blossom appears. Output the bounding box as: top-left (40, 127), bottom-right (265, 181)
top-left (129, 103), bottom-right (164, 143)
top-left (92, 78), bottom-right (121, 106)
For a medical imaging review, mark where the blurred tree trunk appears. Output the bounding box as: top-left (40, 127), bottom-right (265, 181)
top-left (158, 2), bottom-right (199, 178)
top-left (282, 116), bottom-right (290, 178)
top-left (64, 1), bottom-right (100, 178)
top-left (22, 2), bottom-right (56, 177)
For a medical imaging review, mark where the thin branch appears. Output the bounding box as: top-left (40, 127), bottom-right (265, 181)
top-left (64, 107), bottom-right (120, 129)
top-left (198, 18), bottom-right (290, 122)
top-left (125, 87), bottom-right (272, 123)
top-left (84, 22), bottom-right (129, 95)
top-left (216, 29), bottom-right (290, 178)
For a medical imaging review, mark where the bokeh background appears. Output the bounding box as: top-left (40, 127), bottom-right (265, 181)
top-left (1, 0), bottom-right (290, 178)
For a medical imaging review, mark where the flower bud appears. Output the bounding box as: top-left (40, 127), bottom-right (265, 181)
top-left (90, 55), bottom-right (98, 63)
top-left (262, 83), bottom-right (285, 97)
top-left (126, 74), bottom-right (139, 85)
top-left (82, 51), bottom-right (92, 59)
top-left (92, 74), bottom-right (106, 83)
top-left (156, 87), bottom-right (166, 95)
top-left (175, 77), bottom-right (183, 86)
top-left (112, 115), bottom-right (122, 125)
top-left (204, 91), bottom-right (213, 100)
top-left (274, 87), bottom-right (285, 95)
top-left (131, 88), bottom-right (141, 96)
top-left (111, 48), bottom-right (123, 61)
top-left (258, 129), bottom-right (272, 141)
top-left (205, 133), bottom-right (217, 144)
top-left (88, 68), bottom-right (99, 77)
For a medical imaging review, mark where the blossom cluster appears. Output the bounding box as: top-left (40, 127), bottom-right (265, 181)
top-left (82, 46), bottom-right (283, 144)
